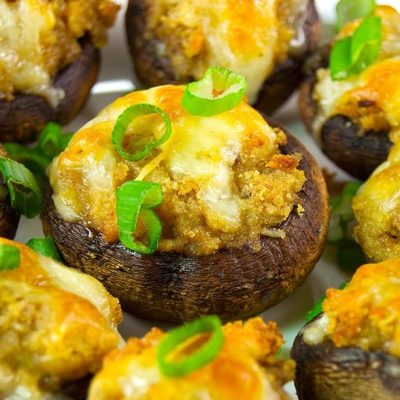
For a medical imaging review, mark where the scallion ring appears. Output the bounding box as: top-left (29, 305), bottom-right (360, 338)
top-left (27, 237), bottom-right (61, 261)
top-left (0, 244), bottom-right (20, 271)
top-left (112, 104), bottom-right (172, 161)
top-left (116, 180), bottom-right (163, 254)
top-left (182, 67), bottom-right (247, 116)
top-left (158, 315), bottom-right (224, 377)
top-left (336, 0), bottom-right (376, 31)
top-left (38, 122), bottom-right (74, 158)
top-left (0, 157), bottom-right (42, 218)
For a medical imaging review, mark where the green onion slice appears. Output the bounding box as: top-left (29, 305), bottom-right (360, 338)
top-left (0, 244), bottom-right (20, 271)
top-left (336, 0), bottom-right (376, 31)
top-left (182, 67), bottom-right (247, 116)
top-left (4, 143), bottom-right (50, 187)
top-left (328, 181), bottom-right (362, 244)
top-left (351, 15), bottom-right (382, 73)
top-left (112, 103), bottom-right (172, 161)
top-left (158, 315), bottom-right (224, 377)
top-left (330, 15), bottom-right (382, 81)
top-left (26, 237), bottom-right (61, 261)
top-left (330, 36), bottom-right (353, 81)
top-left (0, 157), bottom-right (42, 218)
top-left (38, 122), bottom-right (73, 158)
top-left (306, 282), bottom-right (348, 322)
top-left (116, 180), bottom-right (163, 254)
top-left (4, 122), bottom-right (73, 188)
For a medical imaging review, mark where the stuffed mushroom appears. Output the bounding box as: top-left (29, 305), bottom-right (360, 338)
top-left (125, 0), bottom-right (320, 114)
top-left (0, 0), bottom-right (119, 143)
top-left (299, 4), bottom-right (400, 180)
top-left (352, 138), bottom-right (400, 261)
top-left (41, 71), bottom-right (329, 323)
top-left (0, 237), bottom-right (122, 400)
top-left (292, 258), bottom-right (400, 400)
top-left (89, 317), bottom-right (294, 400)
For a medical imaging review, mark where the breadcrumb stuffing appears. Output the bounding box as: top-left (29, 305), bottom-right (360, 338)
top-left (323, 259), bottom-right (400, 357)
top-left (50, 86), bottom-right (306, 256)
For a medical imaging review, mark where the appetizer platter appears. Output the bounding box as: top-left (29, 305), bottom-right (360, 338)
top-left (1, 0), bottom-right (399, 398)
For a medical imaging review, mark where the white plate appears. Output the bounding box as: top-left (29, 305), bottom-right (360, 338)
top-left (13, 1), bottom-right (396, 398)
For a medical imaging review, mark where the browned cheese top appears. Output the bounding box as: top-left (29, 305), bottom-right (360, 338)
top-left (143, 0), bottom-right (308, 102)
top-left (49, 85), bottom-right (306, 256)
top-left (88, 318), bottom-right (293, 400)
top-left (0, 237), bottom-right (122, 399)
top-left (322, 259), bottom-right (400, 357)
top-left (0, 0), bottom-right (119, 101)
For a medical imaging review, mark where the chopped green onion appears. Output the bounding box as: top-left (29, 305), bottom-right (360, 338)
top-left (4, 122), bottom-right (73, 187)
top-left (328, 181), bottom-right (367, 272)
top-left (112, 104), bottom-right (172, 161)
top-left (38, 122), bottom-right (73, 158)
top-left (336, 0), bottom-right (376, 31)
top-left (182, 67), bottom-right (247, 116)
top-left (351, 15), bottom-right (382, 73)
top-left (26, 237), bottom-right (61, 261)
top-left (4, 143), bottom-right (50, 187)
top-left (330, 15), bottom-right (382, 81)
top-left (116, 181), bottom-right (163, 254)
top-left (158, 315), bottom-right (224, 377)
top-left (0, 157), bottom-right (42, 218)
top-left (330, 37), bottom-right (353, 81)
top-left (0, 244), bottom-right (20, 271)
top-left (306, 282), bottom-right (348, 322)
top-left (328, 181), bottom-right (362, 244)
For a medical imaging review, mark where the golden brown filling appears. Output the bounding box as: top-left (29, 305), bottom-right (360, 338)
top-left (314, 6), bottom-right (400, 135)
top-left (145, 0), bottom-right (307, 103)
top-left (323, 259), bottom-right (400, 357)
top-left (353, 139), bottom-right (400, 262)
top-left (0, 0), bottom-right (119, 100)
top-left (49, 85), bottom-right (306, 256)
top-left (88, 318), bottom-right (293, 400)
top-left (0, 238), bottom-right (122, 399)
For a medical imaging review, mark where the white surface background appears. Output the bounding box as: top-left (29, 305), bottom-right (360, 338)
top-left (13, 1), bottom-right (400, 398)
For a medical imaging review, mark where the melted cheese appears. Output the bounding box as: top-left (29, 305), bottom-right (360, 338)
top-left (49, 85), bottom-right (305, 255)
top-left (353, 139), bottom-right (400, 261)
top-left (0, 0), bottom-right (118, 102)
top-left (0, 238), bottom-right (122, 399)
top-left (304, 260), bottom-right (400, 357)
top-left (314, 6), bottom-right (400, 135)
top-left (149, 0), bottom-right (307, 103)
top-left (88, 318), bottom-right (293, 400)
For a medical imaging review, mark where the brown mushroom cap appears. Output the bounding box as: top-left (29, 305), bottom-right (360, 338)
top-left (0, 38), bottom-right (100, 143)
top-left (299, 48), bottom-right (392, 181)
top-left (41, 119), bottom-right (329, 323)
top-left (125, 0), bottom-right (320, 115)
top-left (0, 145), bottom-right (20, 239)
top-left (291, 317), bottom-right (400, 400)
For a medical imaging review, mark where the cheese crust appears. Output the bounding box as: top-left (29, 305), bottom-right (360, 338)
top-left (88, 318), bottom-right (293, 400)
top-left (142, 0), bottom-right (308, 103)
top-left (0, 0), bottom-right (119, 102)
top-left (313, 6), bottom-right (400, 136)
top-left (49, 85), bottom-right (306, 256)
top-left (0, 238), bottom-right (122, 399)
top-left (322, 259), bottom-right (400, 358)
